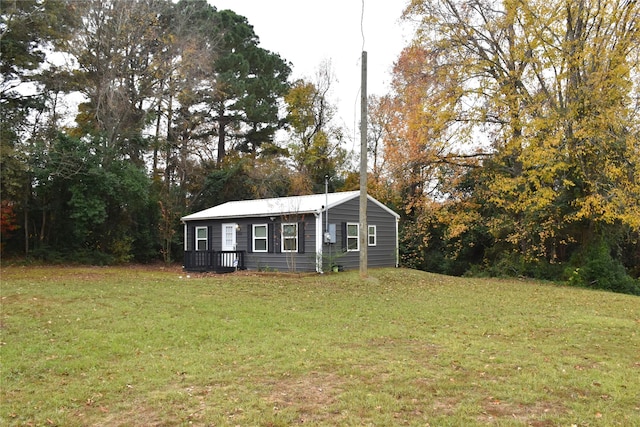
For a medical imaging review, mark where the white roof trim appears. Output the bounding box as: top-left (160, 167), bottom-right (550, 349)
top-left (181, 191), bottom-right (400, 221)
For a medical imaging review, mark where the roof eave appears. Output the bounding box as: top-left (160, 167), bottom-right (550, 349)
top-left (181, 209), bottom-right (321, 222)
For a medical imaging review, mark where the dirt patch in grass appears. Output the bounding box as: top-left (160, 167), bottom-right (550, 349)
top-left (264, 371), bottom-right (345, 424)
top-left (478, 397), bottom-right (566, 426)
top-left (430, 397), bottom-right (459, 416)
top-left (368, 337), bottom-right (439, 354)
top-left (89, 404), bottom-right (171, 427)
top-left (185, 270), bottom-right (319, 280)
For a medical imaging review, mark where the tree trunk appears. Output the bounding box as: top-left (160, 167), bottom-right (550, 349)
top-left (217, 113), bottom-right (228, 165)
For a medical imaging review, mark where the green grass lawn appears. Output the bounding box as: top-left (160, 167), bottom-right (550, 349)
top-left (1, 266), bottom-right (639, 426)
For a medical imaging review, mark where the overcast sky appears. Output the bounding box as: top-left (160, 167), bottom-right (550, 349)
top-left (209, 0), bottom-right (412, 144)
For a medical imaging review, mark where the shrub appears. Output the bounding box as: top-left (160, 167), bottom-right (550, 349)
top-left (26, 246), bottom-right (114, 266)
top-left (565, 239), bottom-right (640, 296)
top-left (465, 251), bottom-right (564, 281)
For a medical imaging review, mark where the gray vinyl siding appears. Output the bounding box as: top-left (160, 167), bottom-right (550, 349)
top-left (185, 221), bottom-right (238, 252)
top-left (325, 197), bottom-right (397, 270)
top-left (183, 195), bottom-right (398, 273)
top-left (185, 215), bottom-right (317, 273)
top-left (185, 222), bottom-right (217, 252)
top-left (243, 215), bottom-right (317, 272)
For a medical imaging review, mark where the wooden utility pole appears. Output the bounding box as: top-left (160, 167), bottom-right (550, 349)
top-left (359, 51), bottom-right (368, 278)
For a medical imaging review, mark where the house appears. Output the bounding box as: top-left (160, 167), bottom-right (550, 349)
top-left (180, 191), bottom-right (400, 273)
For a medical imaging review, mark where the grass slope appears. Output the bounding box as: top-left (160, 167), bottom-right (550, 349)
top-left (1, 266), bottom-right (639, 426)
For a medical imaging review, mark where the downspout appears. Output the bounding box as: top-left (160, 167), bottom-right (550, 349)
top-left (183, 222), bottom-right (188, 252)
top-left (315, 211), bottom-right (323, 273)
top-left (395, 217), bottom-right (399, 268)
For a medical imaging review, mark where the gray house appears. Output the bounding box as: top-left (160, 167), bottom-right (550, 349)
top-left (181, 191), bottom-right (400, 273)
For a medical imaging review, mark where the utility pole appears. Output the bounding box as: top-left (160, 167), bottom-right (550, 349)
top-left (359, 51), bottom-right (368, 278)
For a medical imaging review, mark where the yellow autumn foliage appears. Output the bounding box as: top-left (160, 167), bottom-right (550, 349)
top-left (385, 0), bottom-right (639, 266)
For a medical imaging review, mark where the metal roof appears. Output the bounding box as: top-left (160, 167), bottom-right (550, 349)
top-left (181, 191), bottom-right (399, 221)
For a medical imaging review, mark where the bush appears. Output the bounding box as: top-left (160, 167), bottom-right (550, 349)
top-left (26, 246), bottom-right (114, 266)
top-left (465, 251), bottom-right (564, 281)
top-left (109, 236), bottom-right (134, 264)
top-left (565, 239), bottom-right (640, 296)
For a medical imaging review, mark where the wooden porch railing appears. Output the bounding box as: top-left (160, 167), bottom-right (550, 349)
top-left (183, 250), bottom-right (246, 273)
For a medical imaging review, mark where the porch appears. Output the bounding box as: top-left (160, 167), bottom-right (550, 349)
top-left (183, 250), bottom-right (246, 273)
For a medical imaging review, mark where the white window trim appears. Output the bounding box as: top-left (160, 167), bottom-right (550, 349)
top-left (368, 225), bottom-right (377, 246)
top-left (253, 224), bottom-right (268, 252)
top-left (195, 226), bottom-right (208, 251)
top-left (281, 223), bottom-right (298, 253)
top-left (347, 222), bottom-right (359, 252)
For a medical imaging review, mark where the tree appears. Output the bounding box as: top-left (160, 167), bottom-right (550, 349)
top-left (1, 0), bottom-right (75, 254)
top-left (367, 95), bottom-right (391, 184)
top-left (0, 200), bottom-right (19, 252)
top-left (399, 0), bottom-right (640, 283)
top-left (285, 61), bottom-right (347, 194)
top-left (27, 133), bottom-right (153, 262)
top-left (60, 0), bottom-right (172, 164)
top-left (0, 0), bottom-right (358, 266)
top-left (163, 0), bottom-right (220, 192)
top-left (208, 9), bottom-right (291, 163)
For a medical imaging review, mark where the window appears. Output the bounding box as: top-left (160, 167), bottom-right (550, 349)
top-left (253, 224), bottom-right (268, 252)
top-left (347, 223), bottom-right (359, 251)
top-left (281, 223), bottom-right (298, 252)
top-left (195, 226), bottom-right (208, 251)
top-left (368, 225), bottom-right (377, 246)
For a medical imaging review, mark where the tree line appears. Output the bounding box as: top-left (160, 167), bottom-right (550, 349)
top-left (367, 0), bottom-right (640, 294)
top-left (1, 0), bottom-right (346, 264)
top-left (1, 0), bottom-right (638, 294)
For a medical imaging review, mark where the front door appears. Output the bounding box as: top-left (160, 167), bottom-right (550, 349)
top-left (221, 223), bottom-right (237, 267)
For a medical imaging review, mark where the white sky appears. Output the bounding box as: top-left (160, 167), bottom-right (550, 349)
top-left (209, 0), bottom-right (412, 143)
